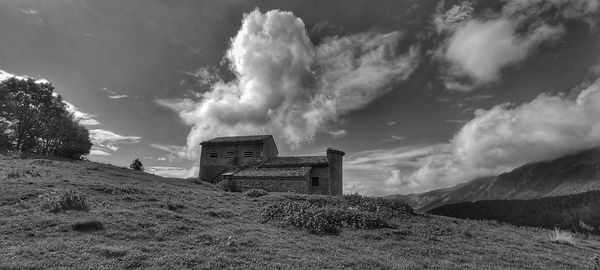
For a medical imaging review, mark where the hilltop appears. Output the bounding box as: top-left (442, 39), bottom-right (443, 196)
top-left (1, 154), bottom-right (599, 269)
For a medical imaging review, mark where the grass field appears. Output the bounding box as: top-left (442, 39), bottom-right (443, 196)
top-left (1, 154), bottom-right (599, 269)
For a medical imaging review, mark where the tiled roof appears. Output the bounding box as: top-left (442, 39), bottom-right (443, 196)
top-left (261, 156), bottom-right (328, 167)
top-left (227, 166), bottom-right (311, 179)
top-left (201, 135), bottom-right (272, 145)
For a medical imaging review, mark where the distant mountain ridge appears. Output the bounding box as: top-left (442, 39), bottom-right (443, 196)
top-left (393, 148), bottom-right (600, 211)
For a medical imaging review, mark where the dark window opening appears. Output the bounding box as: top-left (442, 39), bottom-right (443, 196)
top-left (311, 177), bottom-right (319, 187)
top-left (244, 151), bottom-right (253, 158)
top-left (226, 151), bottom-right (235, 158)
top-left (209, 151), bottom-right (218, 158)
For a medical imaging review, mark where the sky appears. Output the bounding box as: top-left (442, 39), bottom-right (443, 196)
top-left (1, 0), bottom-right (600, 196)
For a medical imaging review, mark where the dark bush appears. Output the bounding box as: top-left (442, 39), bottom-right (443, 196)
top-left (39, 190), bottom-right (88, 213)
top-left (244, 188), bottom-right (268, 197)
top-left (72, 220), bottom-right (104, 231)
top-left (261, 200), bottom-right (393, 234)
top-left (129, 158), bottom-right (143, 171)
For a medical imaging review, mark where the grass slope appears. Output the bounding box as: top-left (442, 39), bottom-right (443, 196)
top-left (1, 155), bottom-right (599, 269)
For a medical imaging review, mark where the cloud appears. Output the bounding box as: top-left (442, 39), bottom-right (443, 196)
top-left (0, 69), bottom-right (48, 84)
top-left (149, 143), bottom-right (188, 161)
top-left (326, 129), bottom-right (348, 139)
top-left (64, 101), bottom-right (101, 126)
top-left (349, 78), bottom-right (600, 195)
top-left (147, 166), bottom-right (199, 178)
top-left (386, 121), bottom-right (397, 126)
top-left (157, 9), bottom-right (420, 158)
top-left (89, 129), bottom-right (141, 151)
top-left (108, 95), bottom-right (129, 99)
top-left (434, 0), bottom-right (599, 91)
top-left (89, 149), bottom-right (111, 156)
top-left (381, 135), bottom-right (405, 142)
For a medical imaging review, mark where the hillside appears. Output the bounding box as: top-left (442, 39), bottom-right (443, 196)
top-left (428, 191), bottom-right (600, 234)
top-left (396, 148), bottom-right (600, 211)
top-left (1, 154), bottom-right (600, 269)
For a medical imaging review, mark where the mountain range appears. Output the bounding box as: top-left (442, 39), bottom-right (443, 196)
top-left (393, 148), bottom-right (600, 212)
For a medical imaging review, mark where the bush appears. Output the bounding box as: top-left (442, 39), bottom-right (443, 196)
top-left (549, 228), bottom-right (575, 245)
top-left (244, 189), bottom-right (268, 197)
top-left (591, 254), bottom-right (600, 270)
top-left (72, 220), bottom-right (104, 232)
top-left (40, 190), bottom-right (88, 213)
top-left (166, 198), bottom-right (185, 211)
top-left (129, 158), bottom-right (143, 171)
top-left (261, 201), bottom-right (391, 234)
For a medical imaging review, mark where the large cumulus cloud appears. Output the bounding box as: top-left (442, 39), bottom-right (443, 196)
top-left (157, 9), bottom-right (419, 157)
top-left (346, 79), bottom-right (600, 195)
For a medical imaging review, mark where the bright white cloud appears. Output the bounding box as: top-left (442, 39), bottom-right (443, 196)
top-left (435, 0), bottom-right (599, 91)
top-left (349, 79), bottom-right (600, 195)
top-left (108, 95), bottom-right (129, 99)
top-left (90, 149), bottom-right (111, 156)
top-left (157, 9), bottom-right (419, 158)
top-left (445, 19), bottom-right (563, 85)
top-left (149, 143), bottom-right (188, 161)
top-left (89, 129), bottom-right (141, 151)
top-left (147, 166), bottom-right (199, 178)
top-left (64, 101), bottom-right (101, 126)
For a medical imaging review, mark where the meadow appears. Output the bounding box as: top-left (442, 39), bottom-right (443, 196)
top-left (1, 154), bottom-right (599, 269)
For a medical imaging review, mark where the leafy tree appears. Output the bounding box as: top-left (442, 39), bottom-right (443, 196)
top-left (0, 77), bottom-right (92, 159)
top-left (130, 158), bottom-right (144, 171)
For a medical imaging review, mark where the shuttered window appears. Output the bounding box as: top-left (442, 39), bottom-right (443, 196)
top-left (244, 150), bottom-right (253, 158)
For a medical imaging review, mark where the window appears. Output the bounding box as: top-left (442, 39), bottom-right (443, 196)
top-left (244, 150), bottom-right (253, 158)
top-left (209, 151), bottom-right (218, 158)
top-left (311, 177), bottom-right (319, 187)
top-left (226, 151), bottom-right (235, 158)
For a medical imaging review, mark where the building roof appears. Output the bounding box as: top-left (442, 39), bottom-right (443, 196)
top-left (261, 156), bottom-right (328, 167)
top-left (227, 166), bottom-right (312, 179)
top-left (200, 135), bottom-right (272, 145)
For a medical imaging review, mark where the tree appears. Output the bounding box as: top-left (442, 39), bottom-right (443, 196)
top-left (0, 77), bottom-right (92, 159)
top-left (130, 158), bottom-right (144, 171)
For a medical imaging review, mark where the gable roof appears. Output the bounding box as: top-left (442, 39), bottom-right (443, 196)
top-left (200, 135), bottom-right (272, 145)
top-left (261, 156), bottom-right (328, 167)
top-left (227, 166), bottom-right (312, 179)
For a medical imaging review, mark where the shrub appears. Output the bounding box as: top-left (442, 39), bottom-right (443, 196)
top-left (549, 228), bottom-right (575, 245)
top-left (166, 198), bottom-right (185, 211)
top-left (72, 220), bottom-right (104, 232)
top-left (129, 158), bottom-right (143, 171)
top-left (591, 254), bottom-right (600, 270)
top-left (244, 189), bottom-right (268, 197)
top-left (39, 190), bottom-right (88, 213)
top-left (261, 201), bottom-right (391, 234)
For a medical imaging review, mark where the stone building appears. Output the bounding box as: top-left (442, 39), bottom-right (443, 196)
top-left (199, 135), bottom-right (344, 195)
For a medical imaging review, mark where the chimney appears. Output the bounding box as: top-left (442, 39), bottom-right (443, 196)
top-left (327, 148), bottom-right (345, 196)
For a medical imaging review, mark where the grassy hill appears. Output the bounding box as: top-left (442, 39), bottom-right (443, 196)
top-left (1, 154), bottom-right (600, 269)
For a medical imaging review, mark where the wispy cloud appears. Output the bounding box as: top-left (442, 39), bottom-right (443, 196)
top-left (89, 149), bottom-right (111, 156)
top-left (149, 143), bottom-right (188, 161)
top-left (64, 101), bottom-right (101, 126)
top-left (386, 121), bottom-right (397, 126)
top-left (325, 129), bottom-right (348, 139)
top-left (108, 95), bottom-right (129, 99)
top-left (147, 166), bottom-right (199, 178)
top-left (102, 87), bottom-right (129, 100)
top-left (156, 9), bottom-right (420, 158)
top-left (381, 135), bottom-right (405, 142)
top-left (89, 129), bottom-right (141, 152)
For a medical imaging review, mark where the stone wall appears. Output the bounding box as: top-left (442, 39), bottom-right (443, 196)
top-left (309, 167), bottom-right (330, 195)
top-left (224, 177), bottom-right (307, 193)
top-left (327, 149), bottom-right (344, 196)
top-left (199, 143), bottom-right (265, 183)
